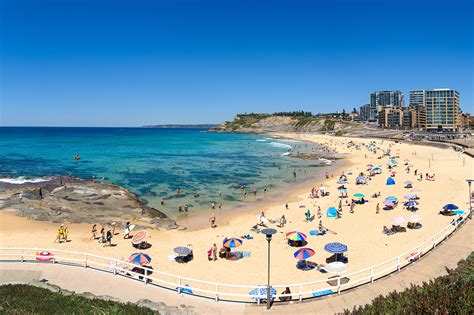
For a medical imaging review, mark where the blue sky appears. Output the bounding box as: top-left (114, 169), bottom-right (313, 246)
top-left (1, 0), bottom-right (472, 126)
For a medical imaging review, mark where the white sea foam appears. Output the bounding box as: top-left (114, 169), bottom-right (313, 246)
top-left (269, 142), bottom-right (292, 149)
top-left (256, 139), bottom-right (267, 142)
top-left (281, 152), bottom-right (291, 156)
top-left (319, 158), bottom-right (332, 165)
top-left (0, 177), bottom-right (52, 184)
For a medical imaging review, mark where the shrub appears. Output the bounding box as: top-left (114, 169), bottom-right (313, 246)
top-left (343, 252), bottom-right (474, 314)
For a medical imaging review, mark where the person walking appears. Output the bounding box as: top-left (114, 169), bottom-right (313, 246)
top-left (209, 213), bottom-right (216, 228)
top-left (91, 224), bottom-right (97, 240)
top-left (376, 203), bottom-right (380, 214)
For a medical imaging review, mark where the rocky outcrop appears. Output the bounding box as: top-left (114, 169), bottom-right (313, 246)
top-left (210, 114), bottom-right (360, 134)
top-left (0, 176), bottom-right (178, 230)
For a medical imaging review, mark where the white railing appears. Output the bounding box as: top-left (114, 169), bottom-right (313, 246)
top-left (0, 211), bottom-right (470, 304)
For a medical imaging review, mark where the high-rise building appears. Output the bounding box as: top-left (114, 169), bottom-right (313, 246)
top-left (425, 89), bottom-right (460, 132)
top-left (359, 104), bottom-right (370, 121)
top-left (371, 91), bottom-right (404, 125)
top-left (378, 107), bottom-right (404, 129)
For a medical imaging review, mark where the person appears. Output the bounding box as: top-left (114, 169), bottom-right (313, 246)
top-left (91, 224), bottom-right (97, 240)
top-left (305, 209), bottom-right (311, 222)
top-left (280, 287), bottom-right (292, 301)
top-left (19, 191), bottom-right (23, 203)
top-left (285, 203), bottom-right (289, 210)
top-left (63, 225), bottom-right (69, 242)
top-left (212, 243), bottom-right (218, 261)
top-left (111, 222), bottom-right (116, 235)
top-left (105, 229), bottom-right (112, 247)
top-left (99, 226), bottom-right (105, 243)
top-left (54, 224), bottom-right (64, 243)
top-left (211, 202), bottom-right (216, 209)
top-left (253, 188), bottom-right (257, 196)
top-left (209, 213), bottom-right (216, 228)
top-left (376, 203), bottom-right (380, 214)
top-left (124, 222), bottom-right (131, 239)
top-left (279, 215), bottom-right (287, 227)
top-left (39, 188), bottom-right (43, 200)
top-left (160, 198), bottom-right (164, 205)
top-left (383, 226), bottom-right (390, 235)
top-left (350, 201), bottom-right (355, 213)
top-left (317, 206), bottom-right (322, 219)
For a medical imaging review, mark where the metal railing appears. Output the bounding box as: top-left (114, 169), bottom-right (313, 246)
top-left (0, 211), bottom-right (470, 304)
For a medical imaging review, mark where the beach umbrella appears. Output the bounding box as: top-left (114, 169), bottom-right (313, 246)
top-left (223, 238), bottom-right (243, 248)
top-left (372, 167), bottom-right (382, 171)
top-left (293, 248), bottom-right (316, 260)
top-left (386, 178), bottom-right (395, 185)
top-left (409, 215), bottom-right (421, 223)
top-left (391, 216), bottom-right (406, 226)
top-left (404, 181), bottom-right (413, 185)
top-left (404, 194), bottom-right (417, 199)
top-left (132, 230), bottom-right (148, 245)
top-left (174, 246), bottom-right (192, 256)
top-left (338, 188), bottom-right (347, 193)
top-left (353, 193), bottom-right (365, 198)
top-left (249, 286), bottom-right (277, 301)
top-left (385, 196), bottom-right (398, 202)
top-left (406, 200), bottom-right (419, 207)
top-left (410, 188), bottom-right (421, 193)
top-left (443, 204), bottom-right (459, 211)
top-left (367, 164), bottom-right (374, 167)
top-left (325, 261), bottom-right (348, 274)
top-left (355, 176), bottom-right (366, 181)
top-left (337, 180), bottom-right (347, 184)
top-left (286, 231), bottom-right (307, 241)
top-left (128, 253), bottom-right (151, 265)
top-left (390, 159), bottom-right (398, 164)
top-left (391, 171), bottom-right (397, 175)
top-left (383, 200), bottom-right (394, 207)
top-left (324, 242), bottom-right (348, 254)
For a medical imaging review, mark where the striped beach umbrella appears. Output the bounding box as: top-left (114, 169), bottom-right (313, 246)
top-left (128, 253), bottom-right (151, 265)
top-left (324, 242), bottom-right (348, 254)
top-left (223, 238), bottom-right (243, 248)
top-left (286, 231), bottom-right (307, 241)
top-left (293, 248), bottom-right (316, 260)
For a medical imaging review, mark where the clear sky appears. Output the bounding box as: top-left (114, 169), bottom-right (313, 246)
top-left (1, 0), bottom-right (472, 127)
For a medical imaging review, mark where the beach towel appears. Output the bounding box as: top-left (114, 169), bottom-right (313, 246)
top-left (312, 289), bottom-right (333, 297)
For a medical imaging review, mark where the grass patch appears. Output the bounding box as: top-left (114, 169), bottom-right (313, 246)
top-left (344, 252), bottom-right (474, 314)
top-left (0, 284), bottom-right (158, 314)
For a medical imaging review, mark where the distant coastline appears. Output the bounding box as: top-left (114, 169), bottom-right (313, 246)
top-left (142, 124), bottom-right (218, 129)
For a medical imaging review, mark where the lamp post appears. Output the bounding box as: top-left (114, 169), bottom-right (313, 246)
top-left (261, 228), bottom-right (276, 310)
top-left (467, 180), bottom-right (473, 220)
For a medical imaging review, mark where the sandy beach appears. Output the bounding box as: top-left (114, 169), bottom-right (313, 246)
top-left (1, 133), bottom-right (472, 292)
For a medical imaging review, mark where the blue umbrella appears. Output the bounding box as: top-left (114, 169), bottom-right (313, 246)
top-left (249, 286), bottom-right (277, 301)
top-left (372, 167), bottom-right (381, 171)
top-left (404, 181), bottom-right (413, 185)
top-left (356, 176), bottom-right (366, 181)
top-left (443, 204), bottom-right (459, 211)
top-left (338, 188), bottom-right (347, 193)
top-left (324, 242), bottom-right (348, 254)
top-left (385, 196), bottom-right (398, 202)
top-left (406, 201), bottom-right (418, 207)
top-left (404, 194), bottom-right (417, 200)
top-left (337, 180), bottom-right (347, 184)
top-left (386, 178), bottom-right (395, 185)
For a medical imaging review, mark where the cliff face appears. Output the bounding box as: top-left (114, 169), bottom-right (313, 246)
top-left (210, 114), bottom-right (359, 134)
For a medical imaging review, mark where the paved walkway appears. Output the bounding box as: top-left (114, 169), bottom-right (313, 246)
top-left (1, 219), bottom-right (472, 314)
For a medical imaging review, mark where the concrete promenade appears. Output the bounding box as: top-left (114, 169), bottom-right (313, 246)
top-left (0, 219), bottom-right (472, 314)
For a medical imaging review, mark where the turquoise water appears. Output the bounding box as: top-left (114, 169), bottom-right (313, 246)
top-left (0, 127), bottom-right (330, 217)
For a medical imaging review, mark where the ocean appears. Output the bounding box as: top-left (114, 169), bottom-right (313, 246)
top-left (0, 127), bottom-right (333, 218)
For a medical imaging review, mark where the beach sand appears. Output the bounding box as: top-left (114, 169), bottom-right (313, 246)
top-left (1, 134), bottom-right (472, 293)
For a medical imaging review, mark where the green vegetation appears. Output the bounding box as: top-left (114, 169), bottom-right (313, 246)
top-left (0, 284), bottom-right (157, 314)
top-left (344, 252), bottom-right (474, 314)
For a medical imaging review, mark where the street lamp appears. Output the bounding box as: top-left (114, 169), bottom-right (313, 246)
top-left (467, 180), bottom-right (473, 220)
top-left (261, 228), bottom-right (277, 309)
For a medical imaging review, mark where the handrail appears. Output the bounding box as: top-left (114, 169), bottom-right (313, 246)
top-left (0, 211), bottom-right (469, 304)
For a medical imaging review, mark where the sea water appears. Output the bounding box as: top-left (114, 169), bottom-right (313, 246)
top-left (0, 127), bottom-right (332, 218)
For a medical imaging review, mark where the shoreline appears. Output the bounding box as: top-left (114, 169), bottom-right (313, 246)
top-left (0, 132), bottom-right (472, 288)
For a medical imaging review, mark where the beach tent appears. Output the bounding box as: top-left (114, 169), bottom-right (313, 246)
top-left (327, 207), bottom-right (338, 218)
top-left (386, 177), bottom-right (395, 185)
